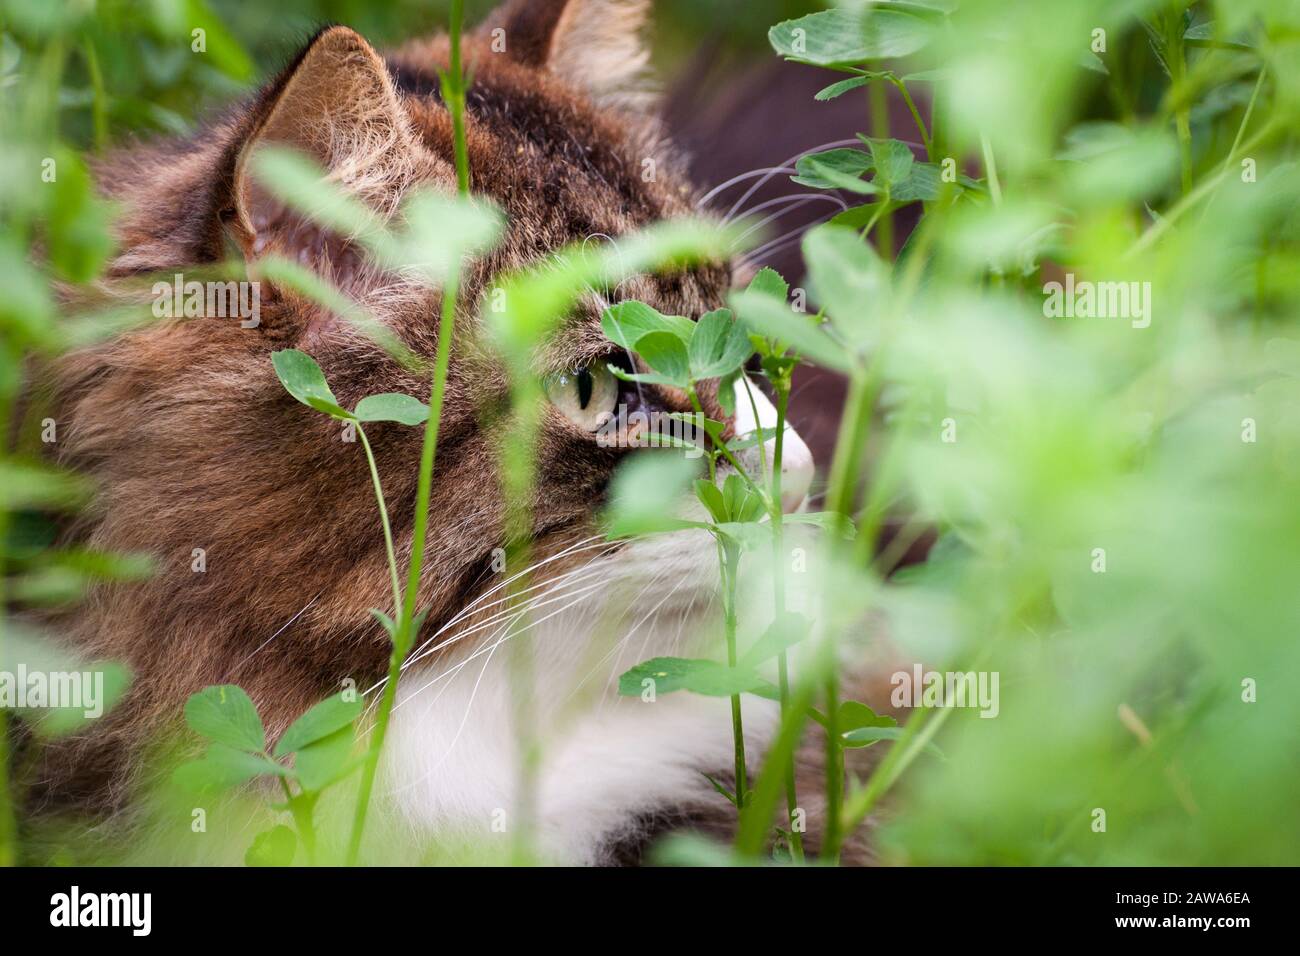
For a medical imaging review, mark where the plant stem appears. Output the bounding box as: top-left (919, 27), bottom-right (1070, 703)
top-left (693, 387), bottom-right (750, 815)
top-left (498, 386), bottom-right (545, 864)
top-left (741, 371), bottom-right (804, 858)
top-left (356, 425), bottom-right (403, 615)
top-left (1126, 121), bottom-right (1276, 257)
top-left (445, 0), bottom-right (471, 196)
top-left (869, 78), bottom-right (894, 256)
top-left (1167, 13), bottom-right (1193, 195)
top-left (1198, 66), bottom-right (1267, 226)
top-left (690, 389), bottom-right (768, 503)
top-left (278, 777), bottom-right (318, 865)
top-left (768, 381), bottom-right (804, 861)
top-left (722, 545), bottom-right (747, 810)
top-left (81, 38), bottom-right (108, 153)
top-left (890, 77), bottom-right (932, 161)
top-left (838, 642), bottom-right (992, 837)
top-left (346, 264), bottom-right (461, 864)
top-left (816, 365), bottom-right (877, 862)
top-left (980, 134), bottom-right (1002, 206)
top-left (735, 672), bottom-right (817, 857)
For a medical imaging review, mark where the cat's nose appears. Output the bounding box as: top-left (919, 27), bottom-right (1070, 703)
top-left (732, 377), bottom-right (814, 514)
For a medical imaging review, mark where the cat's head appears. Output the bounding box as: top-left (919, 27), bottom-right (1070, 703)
top-left (51, 0), bottom-right (814, 735)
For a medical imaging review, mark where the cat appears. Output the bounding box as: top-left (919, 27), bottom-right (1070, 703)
top-left (29, 0), bottom-right (880, 864)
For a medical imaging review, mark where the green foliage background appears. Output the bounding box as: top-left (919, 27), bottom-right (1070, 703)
top-left (2, 0), bottom-right (1299, 866)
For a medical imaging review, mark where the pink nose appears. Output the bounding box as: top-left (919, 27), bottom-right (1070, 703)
top-left (731, 378), bottom-right (814, 514)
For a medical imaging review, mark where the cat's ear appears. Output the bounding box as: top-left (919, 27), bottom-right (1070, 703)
top-left (225, 25), bottom-right (441, 263)
top-left (485, 0), bottom-right (654, 111)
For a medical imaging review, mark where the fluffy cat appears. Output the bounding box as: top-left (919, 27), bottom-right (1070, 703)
top-left (29, 0), bottom-right (883, 864)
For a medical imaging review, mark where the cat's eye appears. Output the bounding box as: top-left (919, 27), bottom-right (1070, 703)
top-left (545, 364), bottom-right (619, 432)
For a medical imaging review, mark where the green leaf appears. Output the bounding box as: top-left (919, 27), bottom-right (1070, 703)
top-left (251, 148), bottom-right (384, 244)
top-left (172, 744), bottom-right (285, 794)
top-left (45, 148), bottom-right (114, 283)
top-left (600, 300), bottom-right (694, 351)
top-left (803, 224), bottom-right (890, 348)
top-left (814, 75), bottom-right (876, 101)
top-left (694, 479), bottom-right (729, 524)
top-left (183, 685), bottom-right (266, 752)
top-left (712, 520), bottom-right (774, 552)
top-left (740, 612), bottom-right (811, 668)
top-left (271, 349), bottom-right (353, 420)
top-left (747, 267), bottom-right (790, 303)
top-left (729, 288), bottom-right (851, 372)
top-left (726, 426), bottom-right (779, 453)
top-left (492, 220), bottom-right (738, 358)
top-left (794, 155), bottom-right (880, 195)
top-left (785, 511), bottom-right (857, 539)
top-left (1183, 20), bottom-right (1256, 51)
top-left (840, 700), bottom-right (898, 730)
top-left (293, 725), bottom-right (358, 792)
top-left (793, 149), bottom-right (873, 192)
top-left (273, 692), bottom-right (362, 758)
top-left (618, 657), bottom-right (774, 698)
top-left (603, 452), bottom-right (703, 538)
top-left (0, 461), bottom-right (92, 511)
top-left (689, 308), bottom-right (753, 380)
top-left (634, 330), bottom-right (692, 384)
top-left (386, 189), bottom-right (505, 282)
top-left (353, 392), bottom-right (431, 425)
top-left (722, 473), bottom-right (766, 523)
top-left (717, 368), bottom-right (741, 415)
top-left (369, 608), bottom-right (398, 638)
top-left (701, 771), bottom-right (740, 808)
top-left (839, 700), bottom-right (900, 749)
top-left (769, 8), bottom-right (936, 68)
top-left (1079, 50), bottom-right (1109, 75)
top-left (607, 365), bottom-right (685, 389)
top-left (863, 137), bottom-right (915, 188)
top-left (245, 825), bottom-right (298, 867)
top-left (842, 726), bottom-right (905, 747)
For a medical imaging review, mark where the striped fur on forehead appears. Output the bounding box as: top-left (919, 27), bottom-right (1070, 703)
top-left (388, 34), bottom-right (687, 259)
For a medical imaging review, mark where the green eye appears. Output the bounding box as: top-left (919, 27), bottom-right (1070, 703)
top-left (545, 364), bottom-right (619, 432)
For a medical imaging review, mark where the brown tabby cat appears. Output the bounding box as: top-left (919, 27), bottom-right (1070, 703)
top-left (30, 0), bottom-right (883, 864)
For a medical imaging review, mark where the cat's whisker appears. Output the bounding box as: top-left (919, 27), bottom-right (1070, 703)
top-left (396, 538), bottom-right (620, 671)
top-left (398, 534), bottom-right (610, 663)
top-left (380, 572), bottom-right (611, 733)
top-left (729, 194), bottom-right (850, 248)
top-left (697, 167), bottom-right (797, 210)
top-left (396, 565), bottom-right (614, 677)
top-left (568, 563), bottom-right (677, 702)
top-left (364, 539), bottom-right (620, 701)
top-left (737, 209), bottom-right (846, 269)
top-left (223, 591), bottom-right (323, 682)
top-left (589, 570), bottom-right (692, 711)
top-left (711, 138), bottom-right (865, 221)
top-left (381, 619), bottom-right (506, 794)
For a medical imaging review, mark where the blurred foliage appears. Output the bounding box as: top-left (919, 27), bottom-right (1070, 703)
top-left (2, 0), bottom-right (1299, 867)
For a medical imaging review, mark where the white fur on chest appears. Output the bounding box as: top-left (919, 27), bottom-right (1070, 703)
top-left (381, 527), bottom-right (781, 864)
top-left (381, 382), bottom-right (811, 864)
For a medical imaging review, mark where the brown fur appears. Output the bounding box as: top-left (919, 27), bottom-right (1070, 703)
top-left (24, 1), bottom-right (880, 862)
top-left (27, 3), bottom-right (724, 815)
